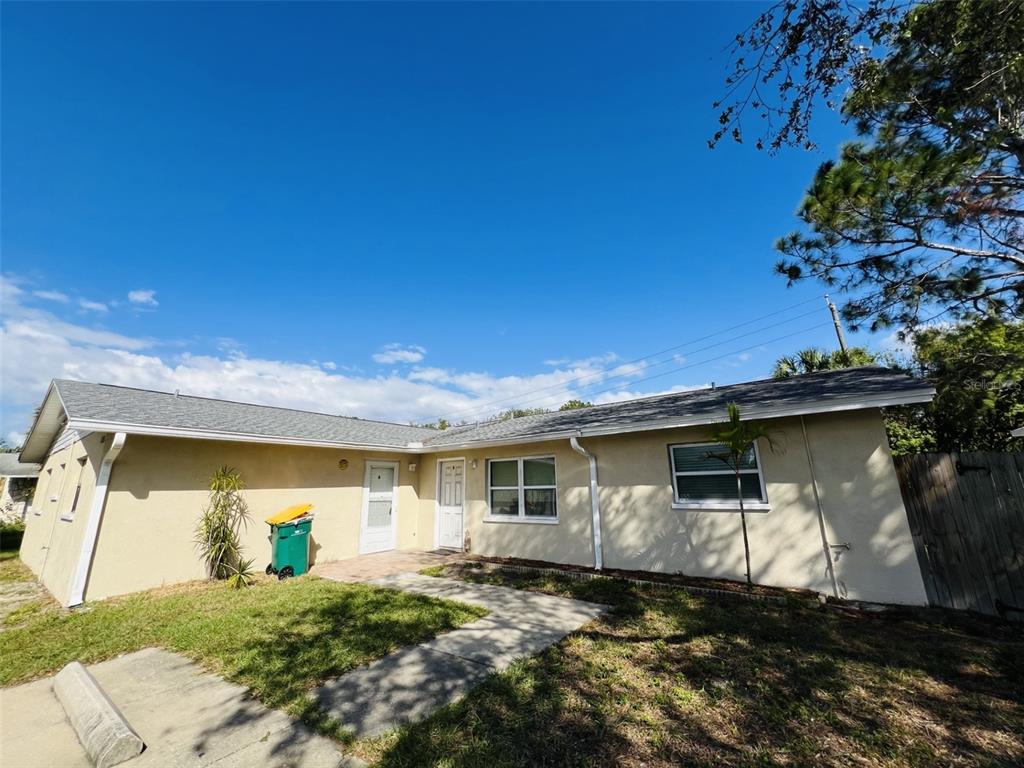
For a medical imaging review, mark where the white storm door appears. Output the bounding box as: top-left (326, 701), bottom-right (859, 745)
top-left (360, 461), bottom-right (398, 554)
top-left (438, 460), bottom-right (464, 550)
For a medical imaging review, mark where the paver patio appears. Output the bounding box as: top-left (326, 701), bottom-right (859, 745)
top-left (312, 549), bottom-right (463, 582)
top-left (315, 572), bottom-right (607, 738)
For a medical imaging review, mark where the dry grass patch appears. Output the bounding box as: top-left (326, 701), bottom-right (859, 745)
top-left (366, 567), bottom-right (1023, 768)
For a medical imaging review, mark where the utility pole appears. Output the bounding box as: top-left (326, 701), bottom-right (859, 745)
top-left (824, 294), bottom-right (849, 354)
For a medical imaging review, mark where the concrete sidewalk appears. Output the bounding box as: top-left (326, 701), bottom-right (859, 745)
top-left (315, 572), bottom-right (607, 738)
top-left (1, 648), bottom-right (360, 768)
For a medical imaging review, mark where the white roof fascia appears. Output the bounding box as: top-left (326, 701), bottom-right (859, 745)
top-left (416, 388), bottom-right (936, 453)
top-left (64, 418), bottom-right (421, 454)
top-left (64, 387), bottom-right (934, 456)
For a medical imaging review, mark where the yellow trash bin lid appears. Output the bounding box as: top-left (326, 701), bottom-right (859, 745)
top-left (265, 503), bottom-right (314, 525)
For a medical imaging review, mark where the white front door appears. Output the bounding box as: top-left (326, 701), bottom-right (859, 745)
top-left (438, 460), bottom-right (464, 550)
top-left (360, 461), bottom-right (398, 554)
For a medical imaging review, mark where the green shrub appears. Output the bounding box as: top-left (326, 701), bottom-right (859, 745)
top-left (195, 466), bottom-right (252, 583)
top-left (1, 523), bottom-right (25, 552)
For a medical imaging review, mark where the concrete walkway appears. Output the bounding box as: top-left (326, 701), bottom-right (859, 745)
top-left (1, 648), bottom-right (360, 768)
top-left (315, 572), bottom-right (607, 738)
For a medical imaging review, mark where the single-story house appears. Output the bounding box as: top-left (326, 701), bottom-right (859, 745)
top-left (0, 454), bottom-right (41, 523)
top-left (18, 366), bottom-right (934, 608)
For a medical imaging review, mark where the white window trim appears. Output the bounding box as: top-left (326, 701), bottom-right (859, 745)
top-left (668, 440), bottom-right (770, 511)
top-left (484, 455), bottom-right (559, 523)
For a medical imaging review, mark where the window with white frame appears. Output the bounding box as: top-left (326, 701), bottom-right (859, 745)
top-left (487, 457), bottom-right (557, 519)
top-left (668, 442), bottom-right (767, 507)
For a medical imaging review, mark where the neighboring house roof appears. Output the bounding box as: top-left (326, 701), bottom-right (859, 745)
top-left (19, 366), bottom-right (935, 462)
top-left (0, 454), bottom-right (41, 477)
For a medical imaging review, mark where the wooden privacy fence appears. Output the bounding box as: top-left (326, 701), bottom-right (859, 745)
top-left (894, 452), bottom-right (1024, 621)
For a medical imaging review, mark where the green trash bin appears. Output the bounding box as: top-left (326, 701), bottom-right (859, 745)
top-left (266, 516), bottom-right (312, 579)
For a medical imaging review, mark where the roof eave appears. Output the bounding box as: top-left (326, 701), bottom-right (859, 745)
top-left (417, 388), bottom-right (936, 452)
top-left (49, 385), bottom-right (934, 456)
top-left (19, 382), bottom-right (68, 463)
top-left (64, 418), bottom-right (422, 454)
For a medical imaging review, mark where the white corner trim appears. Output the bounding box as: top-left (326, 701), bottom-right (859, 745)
top-left (67, 432), bottom-right (126, 607)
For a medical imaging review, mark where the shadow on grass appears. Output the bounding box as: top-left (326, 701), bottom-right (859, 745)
top-left (174, 579), bottom-right (487, 753)
top-left (0, 573), bottom-right (485, 764)
top-left (367, 570), bottom-right (1024, 768)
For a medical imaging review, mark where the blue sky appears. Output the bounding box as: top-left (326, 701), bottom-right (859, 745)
top-left (1, 2), bottom-right (877, 443)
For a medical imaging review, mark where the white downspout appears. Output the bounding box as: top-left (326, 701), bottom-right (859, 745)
top-left (68, 432), bottom-right (126, 607)
top-left (800, 417), bottom-right (839, 599)
top-left (570, 435), bottom-right (603, 571)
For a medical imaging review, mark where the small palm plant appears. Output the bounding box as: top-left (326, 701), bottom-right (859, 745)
top-left (196, 466), bottom-right (254, 588)
top-left (707, 403), bottom-right (778, 591)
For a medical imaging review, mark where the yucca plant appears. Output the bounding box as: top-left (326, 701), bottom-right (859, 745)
top-left (707, 403), bottom-right (779, 591)
top-left (224, 556), bottom-right (257, 590)
top-left (195, 466), bottom-right (252, 583)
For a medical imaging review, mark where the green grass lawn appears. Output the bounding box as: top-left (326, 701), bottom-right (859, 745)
top-left (0, 566), bottom-right (486, 742)
top-left (364, 565), bottom-right (1024, 768)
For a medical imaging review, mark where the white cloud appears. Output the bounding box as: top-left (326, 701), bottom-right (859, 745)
top-left (128, 289), bottom-right (158, 307)
top-left (33, 290), bottom-right (69, 303)
top-left (5, 431), bottom-right (26, 448)
top-left (79, 299), bottom-right (108, 313)
top-left (544, 353), bottom-right (617, 368)
top-left (372, 343), bottom-right (426, 364)
top-left (0, 274), bottom-right (709, 439)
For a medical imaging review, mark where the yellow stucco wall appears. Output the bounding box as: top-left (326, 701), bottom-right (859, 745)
top-left (582, 410), bottom-right (925, 603)
top-left (419, 440), bottom-right (596, 566)
top-left (419, 410), bottom-right (925, 605)
top-left (19, 406), bottom-right (926, 606)
top-left (19, 433), bottom-right (105, 605)
top-left (72, 436), bottom-right (421, 602)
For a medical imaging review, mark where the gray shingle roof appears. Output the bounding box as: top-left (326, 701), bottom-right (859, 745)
top-left (40, 366), bottom-right (932, 455)
top-left (421, 366), bottom-right (933, 447)
top-left (54, 380), bottom-right (437, 448)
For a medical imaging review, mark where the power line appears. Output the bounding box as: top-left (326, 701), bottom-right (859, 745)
top-left (444, 318), bottom-right (832, 424)
top-left (574, 322), bottom-right (833, 405)
top-left (437, 297), bottom-right (824, 423)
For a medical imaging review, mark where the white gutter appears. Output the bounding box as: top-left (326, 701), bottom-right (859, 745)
top-left (68, 432), bottom-right (126, 607)
top-left (64, 389), bottom-right (935, 456)
top-left (419, 389), bottom-right (936, 453)
top-left (65, 419), bottom-right (421, 454)
top-left (570, 435), bottom-right (603, 571)
top-left (800, 417), bottom-right (839, 599)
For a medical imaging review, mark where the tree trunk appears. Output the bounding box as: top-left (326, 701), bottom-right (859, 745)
top-left (736, 470), bottom-right (752, 590)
